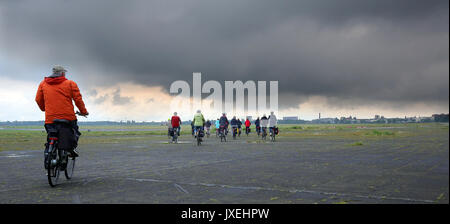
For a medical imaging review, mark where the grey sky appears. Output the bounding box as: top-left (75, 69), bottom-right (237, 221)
top-left (0, 0), bottom-right (448, 111)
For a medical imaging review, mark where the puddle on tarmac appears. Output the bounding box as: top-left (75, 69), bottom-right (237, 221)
top-left (157, 141), bottom-right (192, 144)
top-left (0, 153), bottom-right (32, 158)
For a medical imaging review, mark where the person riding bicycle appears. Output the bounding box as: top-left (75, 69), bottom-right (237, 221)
top-left (35, 65), bottom-right (88, 168)
top-left (255, 117), bottom-right (261, 135)
top-left (171, 112), bottom-right (181, 136)
top-left (167, 118), bottom-right (173, 137)
top-left (193, 110), bottom-right (205, 139)
top-left (268, 111), bottom-right (278, 136)
top-left (230, 116), bottom-right (239, 137)
top-left (219, 113), bottom-right (229, 135)
top-left (260, 114), bottom-right (268, 136)
top-left (205, 120), bottom-right (211, 128)
top-left (215, 118), bottom-right (220, 135)
top-left (237, 118), bottom-right (242, 136)
top-left (205, 119), bottom-right (212, 136)
top-left (245, 118), bottom-right (251, 134)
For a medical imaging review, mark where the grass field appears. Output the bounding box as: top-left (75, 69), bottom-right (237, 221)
top-left (0, 123), bottom-right (446, 152)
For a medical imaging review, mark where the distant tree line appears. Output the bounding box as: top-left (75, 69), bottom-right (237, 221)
top-left (1, 114), bottom-right (448, 126)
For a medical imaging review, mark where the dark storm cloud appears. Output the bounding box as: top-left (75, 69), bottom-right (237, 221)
top-left (0, 0), bottom-right (448, 109)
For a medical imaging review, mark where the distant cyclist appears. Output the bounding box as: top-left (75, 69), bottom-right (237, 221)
top-left (230, 116), bottom-right (239, 138)
top-left (171, 112), bottom-right (181, 136)
top-left (255, 117), bottom-right (261, 136)
top-left (215, 118), bottom-right (220, 136)
top-left (268, 111), bottom-right (278, 137)
top-left (193, 110), bottom-right (205, 139)
top-left (237, 118), bottom-right (242, 136)
top-left (260, 114), bottom-right (268, 137)
top-left (205, 119), bottom-right (212, 137)
top-left (167, 118), bottom-right (173, 137)
top-left (219, 113), bottom-right (229, 136)
top-left (245, 118), bottom-right (251, 135)
top-left (35, 65), bottom-right (88, 169)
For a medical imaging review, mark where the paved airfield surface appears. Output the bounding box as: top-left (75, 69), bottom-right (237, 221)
top-left (0, 131), bottom-right (448, 204)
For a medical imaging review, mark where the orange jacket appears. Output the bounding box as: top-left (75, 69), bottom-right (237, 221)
top-left (35, 76), bottom-right (88, 124)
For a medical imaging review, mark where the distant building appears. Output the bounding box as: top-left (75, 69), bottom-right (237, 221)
top-left (312, 118), bottom-right (336, 124)
top-left (419, 116), bottom-right (433, 123)
top-left (432, 114), bottom-right (449, 122)
top-left (283, 116), bottom-right (298, 121)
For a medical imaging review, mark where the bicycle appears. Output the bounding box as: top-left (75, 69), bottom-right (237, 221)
top-left (269, 127), bottom-right (276, 142)
top-left (194, 127), bottom-right (203, 146)
top-left (245, 127), bottom-right (251, 136)
top-left (45, 112), bottom-right (86, 187)
top-left (232, 126), bottom-right (238, 140)
top-left (261, 127), bottom-right (267, 141)
top-left (219, 125), bottom-right (227, 142)
top-left (206, 127), bottom-right (211, 138)
top-left (168, 127), bottom-right (178, 143)
top-left (256, 126), bottom-right (261, 136)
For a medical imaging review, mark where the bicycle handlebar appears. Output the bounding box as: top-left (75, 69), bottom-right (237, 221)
top-left (75, 111), bottom-right (88, 118)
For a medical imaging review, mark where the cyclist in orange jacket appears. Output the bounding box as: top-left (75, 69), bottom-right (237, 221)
top-left (36, 65), bottom-right (88, 165)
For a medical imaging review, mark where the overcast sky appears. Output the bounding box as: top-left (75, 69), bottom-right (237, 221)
top-left (0, 0), bottom-right (448, 121)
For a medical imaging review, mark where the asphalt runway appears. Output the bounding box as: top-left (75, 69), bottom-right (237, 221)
top-left (0, 132), bottom-right (448, 204)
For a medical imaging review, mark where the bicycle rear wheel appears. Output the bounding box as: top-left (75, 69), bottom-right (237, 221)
top-left (65, 156), bottom-right (76, 179)
top-left (173, 133), bottom-right (178, 143)
top-left (47, 148), bottom-right (60, 187)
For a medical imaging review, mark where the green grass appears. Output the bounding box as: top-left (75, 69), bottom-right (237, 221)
top-left (367, 130), bottom-right (395, 136)
top-left (351, 141), bottom-right (364, 146)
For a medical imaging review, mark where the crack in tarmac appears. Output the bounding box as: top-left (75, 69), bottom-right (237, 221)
top-left (128, 178), bottom-right (436, 203)
top-left (174, 183), bottom-right (189, 194)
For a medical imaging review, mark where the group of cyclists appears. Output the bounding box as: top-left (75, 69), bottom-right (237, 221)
top-left (35, 65), bottom-right (279, 186)
top-left (167, 110), bottom-right (279, 143)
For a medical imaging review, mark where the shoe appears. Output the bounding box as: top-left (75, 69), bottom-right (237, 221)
top-left (70, 149), bottom-right (79, 158)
